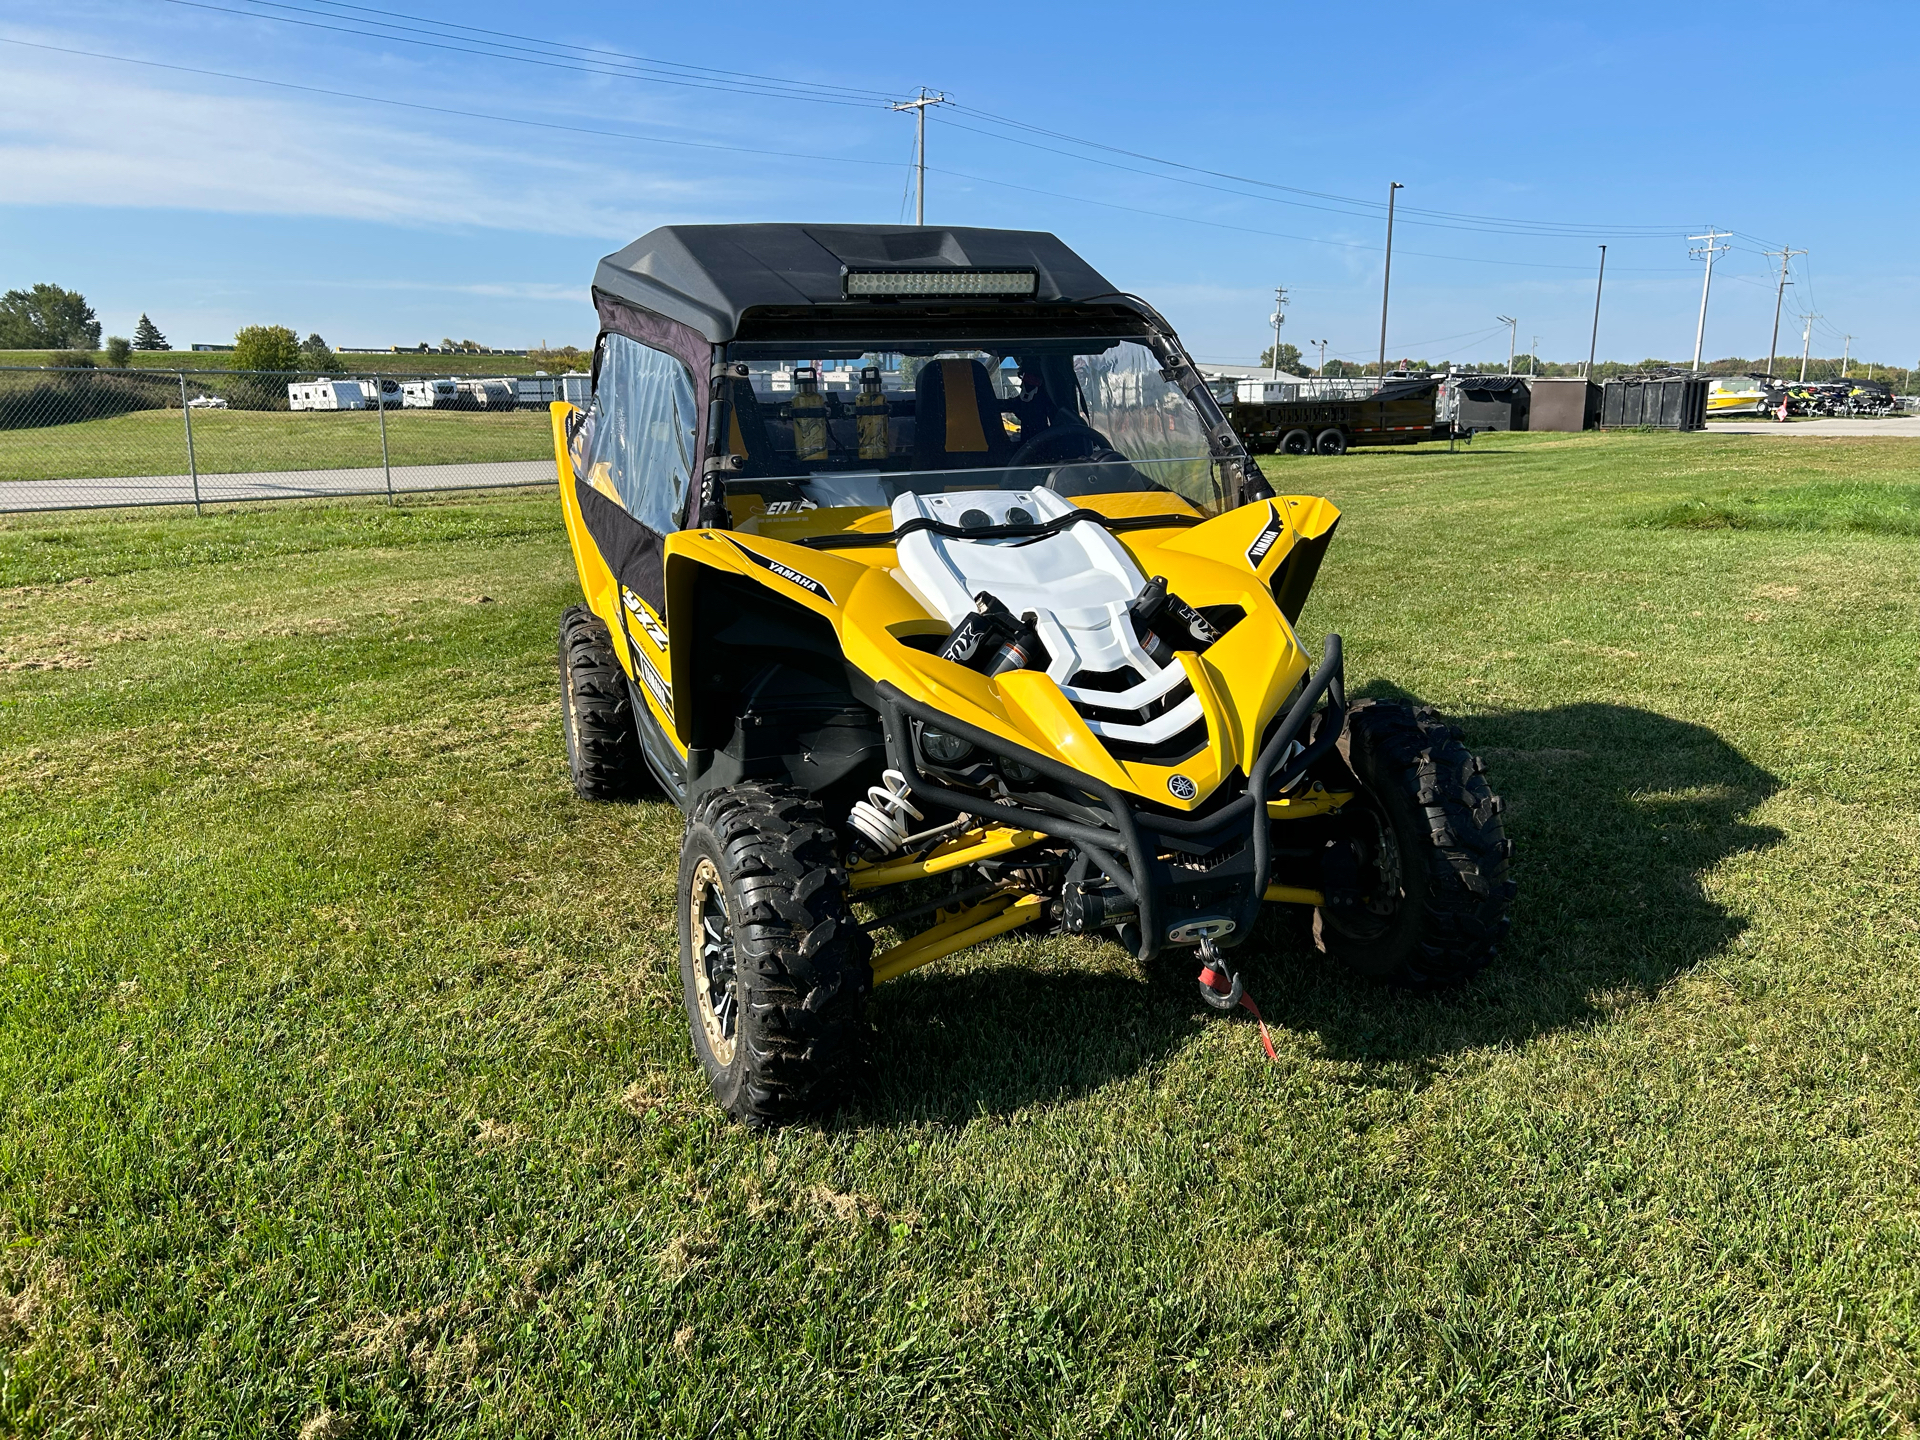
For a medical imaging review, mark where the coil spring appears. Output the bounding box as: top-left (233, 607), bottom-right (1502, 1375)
top-left (847, 769), bottom-right (924, 856)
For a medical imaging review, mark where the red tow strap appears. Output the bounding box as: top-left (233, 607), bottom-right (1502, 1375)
top-left (1199, 965), bottom-right (1278, 1062)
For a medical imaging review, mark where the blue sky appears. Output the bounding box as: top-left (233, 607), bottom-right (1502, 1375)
top-left (1, 2), bottom-right (1910, 369)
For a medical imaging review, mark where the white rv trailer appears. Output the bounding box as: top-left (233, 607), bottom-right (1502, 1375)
top-left (287, 380), bottom-right (368, 411)
top-left (400, 378), bottom-right (458, 409)
top-left (454, 378), bottom-right (517, 411)
top-left (560, 371), bottom-right (592, 406)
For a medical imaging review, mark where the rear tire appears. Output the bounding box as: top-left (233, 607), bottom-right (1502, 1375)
top-left (1280, 428), bottom-right (1313, 456)
top-left (1314, 700), bottom-right (1513, 987)
top-left (1316, 428), bottom-right (1348, 456)
top-left (677, 785), bottom-right (873, 1125)
top-left (559, 604), bottom-right (648, 801)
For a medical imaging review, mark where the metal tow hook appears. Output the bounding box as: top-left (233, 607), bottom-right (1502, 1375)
top-left (1195, 938), bottom-right (1242, 1011)
top-left (1195, 939), bottom-right (1278, 1061)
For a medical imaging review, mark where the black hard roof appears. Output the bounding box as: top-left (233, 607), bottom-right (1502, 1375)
top-left (593, 224), bottom-right (1127, 343)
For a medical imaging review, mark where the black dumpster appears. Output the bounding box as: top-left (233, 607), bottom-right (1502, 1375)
top-left (1453, 374), bottom-right (1531, 432)
top-left (1530, 378), bottom-right (1599, 431)
top-left (1599, 377), bottom-right (1706, 430)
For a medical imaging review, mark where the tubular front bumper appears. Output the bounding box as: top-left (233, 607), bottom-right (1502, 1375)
top-left (874, 634), bottom-right (1348, 962)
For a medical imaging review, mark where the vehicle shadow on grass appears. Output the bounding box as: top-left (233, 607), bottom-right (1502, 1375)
top-left (851, 699), bottom-right (1782, 1124)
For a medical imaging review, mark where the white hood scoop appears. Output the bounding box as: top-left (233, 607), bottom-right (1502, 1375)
top-left (891, 489), bottom-right (1205, 749)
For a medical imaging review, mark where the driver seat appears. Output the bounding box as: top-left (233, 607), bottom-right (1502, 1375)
top-left (912, 359), bottom-right (1014, 470)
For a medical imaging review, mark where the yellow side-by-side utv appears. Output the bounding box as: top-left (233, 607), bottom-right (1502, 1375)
top-left (552, 224), bottom-right (1514, 1123)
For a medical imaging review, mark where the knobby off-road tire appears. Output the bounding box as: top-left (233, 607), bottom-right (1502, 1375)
top-left (677, 784), bottom-right (873, 1125)
top-left (558, 604), bottom-right (650, 802)
top-left (1314, 699), bottom-right (1514, 988)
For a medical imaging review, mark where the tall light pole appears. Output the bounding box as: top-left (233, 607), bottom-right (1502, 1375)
top-left (1585, 245), bottom-right (1607, 378)
top-left (1312, 339), bottom-right (1329, 377)
top-left (1528, 335), bottom-right (1540, 376)
top-left (891, 89), bottom-right (948, 225)
top-left (1763, 245), bottom-right (1804, 377)
top-left (1497, 314), bottom-right (1517, 375)
top-left (1377, 181), bottom-right (1403, 378)
top-left (1688, 229), bottom-right (1730, 373)
top-left (1268, 286), bottom-right (1289, 378)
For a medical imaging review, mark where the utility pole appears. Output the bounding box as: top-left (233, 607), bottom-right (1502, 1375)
top-left (1497, 314), bottom-right (1517, 375)
top-left (1311, 339), bottom-right (1329, 377)
top-left (1585, 245), bottom-right (1607, 378)
top-left (1840, 334), bottom-right (1853, 378)
top-left (1798, 313), bottom-right (1820, 382)
top-left (1268, 286), bottom-right (1289, 378)
top-left (1688, 229), bottom-right (1731, 372)
top-left (1763, 245), bottom-right (1805, 377)
top-left (1528, 335), bottom-right (1540, 376)
top-left (891, 89), bottom-right (948, 225)
top-left (1377, 181), bottom-right (1403, 378)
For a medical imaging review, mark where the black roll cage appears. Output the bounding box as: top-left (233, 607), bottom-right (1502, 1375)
top-left (875, 634), bottom-right (1346, 962)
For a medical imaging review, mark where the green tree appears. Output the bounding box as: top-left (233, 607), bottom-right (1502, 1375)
top-left (104, 336), bottom-right (133, 367)
top-left (1257, 342), bottom-right (1307, 375)
top-left (0, 283), bottom-right (101, 349)
top-left (231, 324), bottom-right (302, 372)
top-left (300, 332), bottom-right (342, 374)
top-left (132, 314), bottom-right (169, 351)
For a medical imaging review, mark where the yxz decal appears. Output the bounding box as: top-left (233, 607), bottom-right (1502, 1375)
top-left (1244, 503), bottom-right (1285, 569)
top-left (727, 540), bottom-right (834, 606)
top-left (620, 585), bottom-right (669, 649)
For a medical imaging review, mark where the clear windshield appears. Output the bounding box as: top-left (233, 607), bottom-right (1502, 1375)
top-left (718, 337), bottom-right (1228, 518)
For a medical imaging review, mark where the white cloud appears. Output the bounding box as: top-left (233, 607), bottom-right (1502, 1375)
top-left (0, 49), bottom-right (713, 236)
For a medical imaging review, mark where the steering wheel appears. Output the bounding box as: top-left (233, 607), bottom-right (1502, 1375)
top-left (1006, 420), bottom-right (1115, 468)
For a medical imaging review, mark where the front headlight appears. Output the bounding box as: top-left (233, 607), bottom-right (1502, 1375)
top-left (919, 728), bottom-right (974, 766)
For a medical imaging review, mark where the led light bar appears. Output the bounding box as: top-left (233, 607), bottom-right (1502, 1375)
top-left (842, 268), bottom-right (1039, 299)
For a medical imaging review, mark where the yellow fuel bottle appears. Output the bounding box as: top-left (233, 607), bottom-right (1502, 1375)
top-left (791, 365), bottom-right (829, 463)
top-left (855, 366), bottom-right (889, 461)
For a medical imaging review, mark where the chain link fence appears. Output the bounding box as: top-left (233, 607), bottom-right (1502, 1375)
top-left (0, 366), bottom-right (582, 513)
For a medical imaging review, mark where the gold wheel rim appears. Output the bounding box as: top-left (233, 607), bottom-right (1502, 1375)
top-left (688, 857), bottom-right (737, 1067)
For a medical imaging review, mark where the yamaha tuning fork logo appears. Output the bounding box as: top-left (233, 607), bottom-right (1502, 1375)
top-left (1167, 774), bottom-right (1198, 801)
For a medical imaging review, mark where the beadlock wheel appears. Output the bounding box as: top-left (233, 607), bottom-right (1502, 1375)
top-left (687, 856), bottom-right (737, 1067)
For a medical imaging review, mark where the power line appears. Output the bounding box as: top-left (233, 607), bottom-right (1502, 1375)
top-left (148, 0), bottom-right (896, 107)
top-left (231, 0), bottom-right (900, 100)
top-left (0, 37), bottom-right (913, 170)
top-left (925, 164), bottom-right (1691, 273)
top-left (933, 114), bottom-right (1684, 242)
top-left (943, 104), bottom-right (1692, 239)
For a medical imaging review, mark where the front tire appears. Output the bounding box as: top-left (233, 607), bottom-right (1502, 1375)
top-left (677, 785), bottom-right (873, 1125)
top-left (1314, 700), bottom-right (1514, 987)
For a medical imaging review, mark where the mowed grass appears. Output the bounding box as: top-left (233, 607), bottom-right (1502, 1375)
top-left (1, 430), bottom-right (1918, 1436)
top-left (0, 408), bottom-right (555, 483)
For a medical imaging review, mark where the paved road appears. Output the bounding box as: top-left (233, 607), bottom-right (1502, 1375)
top-left (0, 458), bottom-right (557, 513)
top-left (1706, 417), bottom-right (1920, 437)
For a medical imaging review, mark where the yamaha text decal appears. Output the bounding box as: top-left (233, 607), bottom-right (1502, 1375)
top-left (1244, 503), bottom-right (1285, 569)
top-left (729, 540), bottom-right (834, 606)
top-left (620, 586), bottom-right (669, 650)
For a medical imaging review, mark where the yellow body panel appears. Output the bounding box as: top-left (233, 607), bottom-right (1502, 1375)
top-left (554, 401), bottom-right (1343, 811)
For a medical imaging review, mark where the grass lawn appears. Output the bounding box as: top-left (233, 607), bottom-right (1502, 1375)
top-left (1, 430), bottom-right (1917, 1435)
top-left (0, 352), bottom-right (580, 377)
top-left (0, 408), bottom-right (556, 483)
